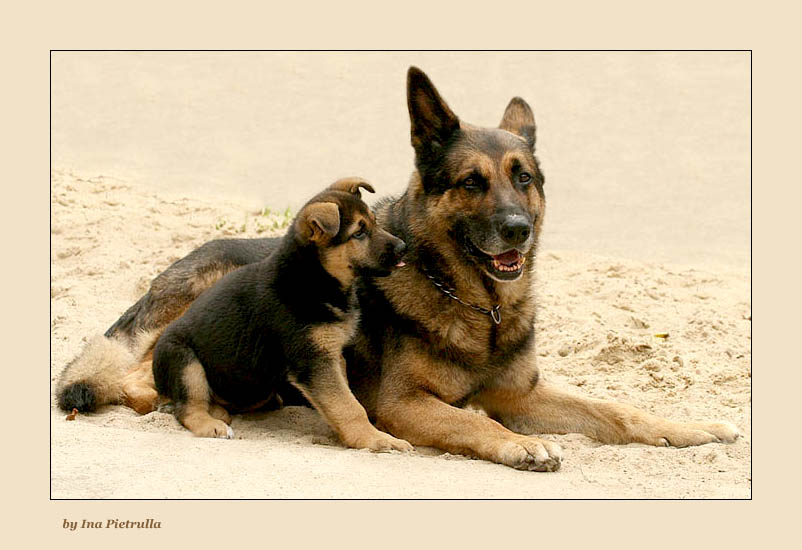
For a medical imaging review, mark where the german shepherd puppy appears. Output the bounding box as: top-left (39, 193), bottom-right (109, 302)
top-left (56, 67), bottom-right (739, 471)
top-left (150, 178), bottom-right (412, 451)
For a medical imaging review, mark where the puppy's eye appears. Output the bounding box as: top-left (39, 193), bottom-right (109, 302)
top-left (352, 229), bottom-right (367, 240)
top-left (519, 172), bottom-right (532, 185)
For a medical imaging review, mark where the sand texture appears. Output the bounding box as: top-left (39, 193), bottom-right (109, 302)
top-left (50, 170), bottom-right (751, 498)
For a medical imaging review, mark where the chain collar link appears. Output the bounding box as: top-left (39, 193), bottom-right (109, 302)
top-left (422, 271), bottom-right (502, 325)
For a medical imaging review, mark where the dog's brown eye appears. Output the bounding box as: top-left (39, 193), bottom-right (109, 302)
top-left (462, 177), bottom-right (479, 190)
top-left (519, 172), bottom-right (532, 184)
top-left (352, 229), bottom-right (367, 240)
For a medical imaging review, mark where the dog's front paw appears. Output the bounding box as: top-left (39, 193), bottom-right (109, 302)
top-left (639, 420), bottom-right (740, 447)
top-left (498, 436), bottom-right (563, 472)
top-left (345, 428), bottom-right (415, 453)
top-left (192, 419), bottom-right (235, 439)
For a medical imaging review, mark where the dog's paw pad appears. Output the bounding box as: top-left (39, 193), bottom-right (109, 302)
top-left (646, 420), bottom-right (741, 447)
top-left (347, 431), bottom-right (414, 453)
top-left (192, 419), bottom-right (234, 439)
top-left (503, 438), bottom-right (563, 472)
top-left (703, 421), bottom-right (740, 443)
top-left (221, 425), bottom-right (235, 439)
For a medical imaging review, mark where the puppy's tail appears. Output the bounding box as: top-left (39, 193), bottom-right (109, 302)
top-left (55, 331), bottom-right (159, 412)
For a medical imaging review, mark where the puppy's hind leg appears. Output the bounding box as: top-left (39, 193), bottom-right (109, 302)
top-left (153, 340), bottom-right (233, 439)
top-left (176, 362), bottom-right (234, 439)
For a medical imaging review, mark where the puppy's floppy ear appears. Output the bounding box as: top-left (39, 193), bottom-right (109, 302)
top-left (407, 66), bottom-right (460, 155)
top-left (499, 97), bottom-right (536, 151)
top-left (329, 177), bottom-right (375, 198)
top-left (296, 202), bottom-right (341, 243)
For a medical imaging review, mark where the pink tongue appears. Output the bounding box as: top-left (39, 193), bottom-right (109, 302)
top-left (493, 250), bottom-right (521, 266)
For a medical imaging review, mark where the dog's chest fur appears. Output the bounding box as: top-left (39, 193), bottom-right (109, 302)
top-left (372, 197), bottom-right (538, 373)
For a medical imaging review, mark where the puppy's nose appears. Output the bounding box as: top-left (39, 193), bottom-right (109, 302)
top-left (500, 215), bottom-right (531, 245)
top-left (394, 240), bottom-right (407, 257)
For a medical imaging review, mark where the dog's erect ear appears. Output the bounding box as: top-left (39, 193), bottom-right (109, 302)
top-left (499, 97), bottom-right (536, 151)
top-left (328, 177), bottom-right (376, 198)
top-left (296, 202), bottom-right (341, 243)
top-left (407, 67), bottom-right (460, 154)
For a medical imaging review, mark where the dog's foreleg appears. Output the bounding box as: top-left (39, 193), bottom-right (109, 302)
top-left (478, 380), bottom-right (740, 447)
top-left (376, 390), bottom-right (562, 471)
top-left (290, 355), bottom-right (413, 452)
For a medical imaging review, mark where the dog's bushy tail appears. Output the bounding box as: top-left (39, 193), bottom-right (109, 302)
top-left (55, 238), bottom-right (280, 413)
top-left (57, 380), bottom-right (98, 412)
top-left (55, 331), bottom-right (159, 412)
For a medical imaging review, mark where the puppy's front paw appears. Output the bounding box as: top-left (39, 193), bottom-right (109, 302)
top-left (345, 428), bottom-right (414, 453)
top-left (192, 418), bottom-right (234, 439)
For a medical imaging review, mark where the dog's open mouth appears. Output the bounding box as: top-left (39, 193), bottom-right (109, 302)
top-left (488, 249), bottom-right (526, 279)
top-left (491, 249), bottom-right (525, 272)
top-left (464, 238), bottom-right (527, 281)
top-left (469, 245), bottom-right (526, 281)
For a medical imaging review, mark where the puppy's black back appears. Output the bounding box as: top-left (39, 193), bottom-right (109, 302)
top-left (153, 221), bottom-right (350, 410)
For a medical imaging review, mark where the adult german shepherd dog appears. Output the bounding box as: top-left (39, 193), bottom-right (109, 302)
top-left (57, 67), bottom-right (739, 472)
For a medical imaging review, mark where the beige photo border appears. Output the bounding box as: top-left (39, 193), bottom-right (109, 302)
top-left (8, 0), bottom-right (780, 545)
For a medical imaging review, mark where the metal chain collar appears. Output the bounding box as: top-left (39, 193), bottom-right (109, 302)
top-left (423, 272), bottom-right (502, 325)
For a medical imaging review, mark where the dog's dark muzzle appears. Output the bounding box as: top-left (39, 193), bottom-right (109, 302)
top-left (496, 213), bottom-right (532, 247)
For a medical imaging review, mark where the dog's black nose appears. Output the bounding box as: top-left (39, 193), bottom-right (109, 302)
top-left (500, 216), bottom-right (531, 245)
top-left (394, 240), bottom-right (407, 258)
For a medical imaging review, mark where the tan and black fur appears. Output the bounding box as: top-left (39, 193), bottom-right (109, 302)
top-left (149, 178), bottom-right (411, 450)
top-left (56, 67), bottom-right (739, 471)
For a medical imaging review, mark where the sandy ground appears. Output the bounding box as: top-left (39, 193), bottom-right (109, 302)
top-left (49, 53), bottom-right (750, 499)
top-left (50, 170), bottom-right (751, 498)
